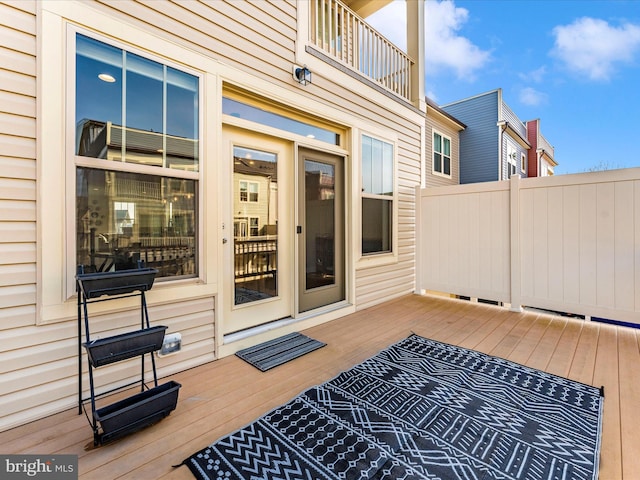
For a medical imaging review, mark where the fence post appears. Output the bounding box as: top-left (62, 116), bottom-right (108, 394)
top-left (509, 175), bottom-right (523, 312)
top-left (415, 185), bottom-right (424, 294)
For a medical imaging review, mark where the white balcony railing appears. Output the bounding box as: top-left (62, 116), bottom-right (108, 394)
top-left (310, 0), bottom-right (414, 101)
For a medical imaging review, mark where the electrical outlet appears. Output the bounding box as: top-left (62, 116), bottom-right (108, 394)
top-left (158, 332), bottom-right (182, 357)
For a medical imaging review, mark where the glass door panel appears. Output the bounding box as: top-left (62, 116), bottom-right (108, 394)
top-left (304, 160), bottom-right (336, 290)
top-left (233, 146), bottom-right (278, 305)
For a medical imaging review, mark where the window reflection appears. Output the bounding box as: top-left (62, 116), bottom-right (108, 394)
top-left (75, 34), bottom-right (199, 171)
top-left (361, 135), bottom-right (394, 255)
top-left (305, 160), bottom-right (336, 290)
top-left (76, 167), bottom-right (197, 278)
top-left (233, 147), bottom-right (278, 305)
top-left (223, 97), bottom-right (340, 146)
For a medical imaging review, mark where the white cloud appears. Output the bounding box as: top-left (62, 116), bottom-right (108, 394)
top-left (365, 0), bottom-right (491, 81)
top-left (519, 66), bottom-right (547, 83)
top-left (551, 17), bottom-right (640, 81)
top-left (365, 1), bottom-right (407, 51)
top-left (518, 87), bottom-right (547, 106)
top-left (425, 0), bottom-right (491, 80)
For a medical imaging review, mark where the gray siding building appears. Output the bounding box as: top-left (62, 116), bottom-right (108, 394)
top-left (442, 89), bottom-right (530, 184)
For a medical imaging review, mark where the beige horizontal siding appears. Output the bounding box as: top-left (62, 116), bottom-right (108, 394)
top-left (0, 90), bottom-right (36, 118)
top-left (0, 0), bottom-right (425, 433)
top-left (93, 0), bottom-right (296, 86)
top-left (0, 112), bottom-right (35, 139)
top-left (0, 264), bottom-right (35, 287)
top-left (0, 46), bottom-right (36, 77)
top-left (0, 1), bottom-right (37, 19)
top-left (0, 0), bottom-right (43, 432)
top-left (0, 284), bottom-right (35, 309)
top-left (0, 70), bottom-right (35, 99)
top-left (0, 296), bottom-right (215, 432)
top-left (425, 115), bottom-right (460, 187)
top-left (0, 2), bottom-right (36, 33)
top-left (0, 200), bottom-right (35, 221)
top-left (0, 305), bottom-right (35, 329)
top-left (0, 221), bottom-right (35, 243)
top-left (0, 156), bottom-right (35, 180)
top-left (0, 177), bottom-right (35, 201)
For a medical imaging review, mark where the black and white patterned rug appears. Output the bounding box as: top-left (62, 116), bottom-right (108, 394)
top-left (182, 334), bottom-right (603, 480)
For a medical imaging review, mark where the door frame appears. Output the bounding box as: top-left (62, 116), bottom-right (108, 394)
top-left (221, 126), bottom-right (294, 335)
top-left (296, 147), bottom-right (346, 313)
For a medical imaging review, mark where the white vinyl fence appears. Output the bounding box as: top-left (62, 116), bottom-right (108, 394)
top-left (416, 168), bottom-right (640, 325)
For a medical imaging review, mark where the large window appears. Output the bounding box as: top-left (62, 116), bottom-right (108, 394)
top-left (361, 135), bottom-right (394, 255)
top-left (433, 131), bottom-right (451, 177)
top-left (75, 33), bottom-right (200, 278)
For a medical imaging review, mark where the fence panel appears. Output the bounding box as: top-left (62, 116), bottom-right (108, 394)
top-left (417, 168), bottom-right (640, 325)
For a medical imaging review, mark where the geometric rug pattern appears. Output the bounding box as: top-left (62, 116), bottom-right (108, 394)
top-left (183, 334), bottom-right (604, 480)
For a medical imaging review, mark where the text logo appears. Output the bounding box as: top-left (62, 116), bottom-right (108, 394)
top-left (1, 455), bottom-right (77, 479)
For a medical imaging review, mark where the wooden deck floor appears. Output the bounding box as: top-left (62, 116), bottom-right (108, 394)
top-left (2, 294), bottom-right (639, 479)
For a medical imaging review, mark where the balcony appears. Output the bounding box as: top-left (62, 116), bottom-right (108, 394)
top-left (310, 0), bottom-right (414, 102)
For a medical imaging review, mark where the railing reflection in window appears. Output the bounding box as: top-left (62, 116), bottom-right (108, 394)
top-left (233, 146), bottom-right (279, 305)
top-left (76, 167), bottom-right (197, 278)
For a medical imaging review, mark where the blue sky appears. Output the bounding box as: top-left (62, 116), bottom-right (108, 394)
top-left (367, 0), bottom-right (640, 174)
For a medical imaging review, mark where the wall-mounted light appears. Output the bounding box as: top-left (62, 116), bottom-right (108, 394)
top-left (293, 65), bottom-right (312, 86)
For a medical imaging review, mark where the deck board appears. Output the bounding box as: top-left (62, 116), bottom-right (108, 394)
top-left (593, 325), bottom-right (622, 479)
top-left (0, 294), bottom-right (637, 479)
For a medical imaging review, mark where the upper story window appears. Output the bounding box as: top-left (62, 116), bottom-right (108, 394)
top-left (74, 33), bottom-right (200, 279)
top-left (239, 181), bottom-right (259, 202)
top-left (433, 131), bottom-right (451, 177)
top-left (76, 34), bottom-right (199, 170)
top-left (521, 152), bottom-right (527, 173)
top-left (361, 135), bottom-right (394, 255)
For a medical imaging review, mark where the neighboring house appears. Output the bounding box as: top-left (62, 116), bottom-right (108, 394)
top-left (525, 118), bottom-right (557, 176)
top-left (425, 97), bottom-right (465, 187)
top-left (441, 89), bottom-right (531, 184)
top-left (0, 0), bottom-right (427, 431)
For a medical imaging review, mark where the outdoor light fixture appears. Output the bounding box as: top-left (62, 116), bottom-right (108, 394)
top-left (293, 65), bottom-right (312, 86)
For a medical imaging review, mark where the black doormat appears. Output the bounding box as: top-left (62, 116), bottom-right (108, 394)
top-left (235, 332), bottom-right (326, 371)
top-left (183, 334), bottom-right (603, 480)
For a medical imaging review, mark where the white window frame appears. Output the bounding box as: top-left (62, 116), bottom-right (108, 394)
top-left (71, 29), bottom-right (202, 277)
top-left (521, 152), bottom-right (527, 173)
top-left (37, 2), bottom-right (218, 324)
top-left (432, 129), bottom-right (452, 178)
top-left (358, 132), bottom-right (398, 265)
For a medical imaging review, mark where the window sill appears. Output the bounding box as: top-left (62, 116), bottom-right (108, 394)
top-left (38, 278), bottom-right (216, 326)
top-left (356, 252), bottom-right (398, 270)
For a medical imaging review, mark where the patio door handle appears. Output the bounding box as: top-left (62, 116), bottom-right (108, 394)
top-left (296, 226), bottom-right (302, 234)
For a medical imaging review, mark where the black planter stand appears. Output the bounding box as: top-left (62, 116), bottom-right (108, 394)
top-left (77, 265), bottom-right (181, 446)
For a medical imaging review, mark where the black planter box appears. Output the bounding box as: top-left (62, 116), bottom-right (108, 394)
top-left (77, 268), bottom-right (158, 298)
top-left (83, 326), bottom-right (168, 367)
top-left (94, 380), bottom-right (181, 444)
